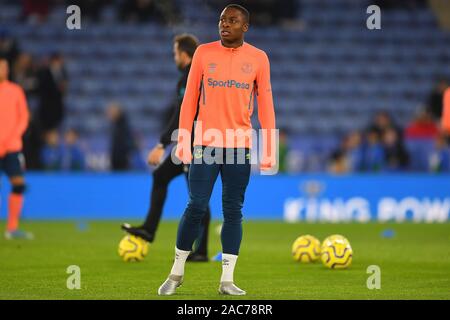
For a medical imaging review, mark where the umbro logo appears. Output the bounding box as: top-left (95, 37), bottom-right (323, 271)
top-left (208, 63), bottom-right (217, 74)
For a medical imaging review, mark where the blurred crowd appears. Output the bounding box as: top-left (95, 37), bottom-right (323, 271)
top-left (13, 0), bottom-right (429, 27)
top-left (1, 24), bottom-right (150, 172)
top-left (326, 108), bottom-right (449, 174)
top-left (324, 77), bottom-right (450, 174)
top-left (10, 0), bottom-right (300, 27)
top-left (1, 27), bottom-right (71, 170)
top-left (11, 0), bottom-right (180, 25)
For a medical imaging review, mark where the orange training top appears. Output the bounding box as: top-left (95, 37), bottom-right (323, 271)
top-left (442, 87), bottom-right (450, 133)
top-left (0, 80), bottom-right (29, 156)
top-left (178, 40), bottom-right (276, 151)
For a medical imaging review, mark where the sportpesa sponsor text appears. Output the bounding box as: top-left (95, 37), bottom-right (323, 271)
top-left (207, 78), bottom-right (251, 89)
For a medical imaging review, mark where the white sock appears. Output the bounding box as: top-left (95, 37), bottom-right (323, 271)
top-left (220, 253), bottom-right (238, 283)
top-left (170, 247), bottom-right (191, 276)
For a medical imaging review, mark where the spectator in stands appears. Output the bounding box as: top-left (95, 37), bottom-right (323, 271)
top-left (209, 0), bottom-right (300, 27)
top-left (68, 0), bottom-right (108, 22)
top-left (41, 129), bottom-right (63, 171)
top-left (368, 110), bottom-right (402, 141)
top-left (0, 28), bottom-right (20, 71)
top-left (429, 134), bottom-right (450, 172)
top-left (362, 128), bottom-right (385, 172)
top-left (405, 109), bottom-right (439, 140)
top-left (346, 131), bottom-right (364, 172)
top-left (37, 52), bottom-right (68, 132)
top-left (21, 0), bottom-right (52, 23)
top-left (61, 129), bottom-right (86, 171)
top-left (328, 150), bottom-right (348, 174)
top-left (382, 127), bottom-right (409, 171)
top-left (328, 131), bottom-right (363, 173)
top-left (427, 78), bottom-right (449, 120)
top-left (273, 0), bottom-right (302, 29)
top-left (11, 52), bottom-right (38, 97)
top-left (106, 102), bottom-right (136, 171)
top-left (374, 0), bottom-right (428, 10)
top-left (119, 0), bottom-right (179, 25)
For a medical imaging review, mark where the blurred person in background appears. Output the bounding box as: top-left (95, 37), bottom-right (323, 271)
top-left (368, 110), bottom-right (403, 141)
top-left (122, 34), bottom-right (211, 262)
top-left (328, 149), bottom-right (348, 174)
top-left (40, 129), bottom-right (63, 171)
top-left (106, 102), bottom-right (136, 171)
top-left (427, 78), bottom-right (448, 121)
top-left (21, 0), bottom-right (53, 24)
top-left (382, 127), bottom-right (409, 171)
top-left (69, 0), bottom-right (109, 22)
top-left (37, 52), bottom-right (68, 132)
top-left (0, 28), bottom-right (20, 71)
top-left (119, 0), bottom-right (180, 25)
top-left (11, 52), bottom-right (38, 97)
top-left (346, 131), bottom-right (364, 172)
top-left (374, 0), bottom-right (428, 10)
top-left (0, 56), bottom-right (33, 240)
top-left (429, 134), bottom-right (450, 173)
top-left (209, 0), bottom-right (300, 27)
top-left (363, 128), bottom-right (385, 172)
top-left (61, 129), bottom-right (86, 171)
top-left (328, 132), bottom-right (363, 174)
top-left (405, 109), bottom-right (439, 140)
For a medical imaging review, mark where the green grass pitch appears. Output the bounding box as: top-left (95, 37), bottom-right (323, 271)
top-left (0, 221), bottom-right (449, 300)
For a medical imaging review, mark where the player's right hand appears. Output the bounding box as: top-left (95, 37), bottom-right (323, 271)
top-left (147, 145), bottom-right (165, 166)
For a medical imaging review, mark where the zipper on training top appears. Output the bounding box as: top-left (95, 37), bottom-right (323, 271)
top-left (248, 82), bottom-right (255, 110)
top-left (229, 49), bottom-right (235, 77)
top-left (200, 75), bottom-right (206, 105)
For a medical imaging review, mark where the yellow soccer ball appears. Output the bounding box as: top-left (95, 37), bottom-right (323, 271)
top-left (118, 235), bottom-right (149, 262)
top-left (292, 235), bottom-right (321, 263)
top-left (321, 234), bottom-right (352, 269)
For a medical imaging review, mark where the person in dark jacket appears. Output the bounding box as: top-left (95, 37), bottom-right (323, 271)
top-left (121, 34), bottom-right (211, 262)
top-left (37, 52), bottom-right (68, 132)
top-left (106, 102), bottom-right (136, 171)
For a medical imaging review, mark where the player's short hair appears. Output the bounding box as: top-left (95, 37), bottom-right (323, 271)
top-left (224, 4), bottom-right (250, 24)
top-left (174, 33), bottom-right (199, 58)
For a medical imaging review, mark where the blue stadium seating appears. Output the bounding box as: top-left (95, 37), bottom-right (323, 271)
top-left (1, 0), bottom-right (449, 171)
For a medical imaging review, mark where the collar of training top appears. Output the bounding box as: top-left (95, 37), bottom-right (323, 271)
top-left (219, 40), bottom-right (246, 52)
top-left (0, 80), bottom-right (10, 88)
